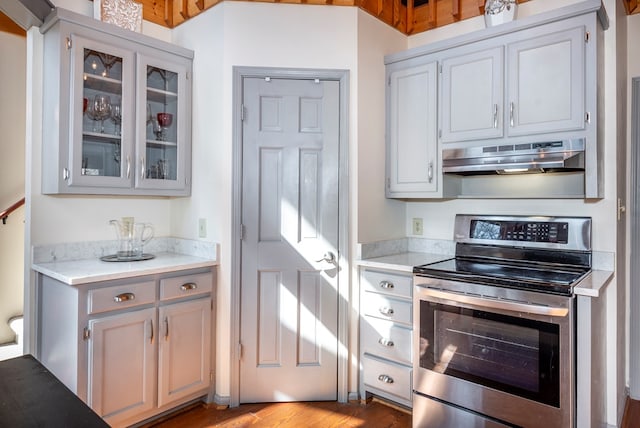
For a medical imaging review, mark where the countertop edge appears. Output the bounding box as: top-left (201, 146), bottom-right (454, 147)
top-left (32, 254), bottom-right (218, 285)
top-left (573, 269), bottom-right (614, 298)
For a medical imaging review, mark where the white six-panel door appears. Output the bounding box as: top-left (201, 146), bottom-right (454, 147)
top-left (240, 77), bottom-right (340, 402)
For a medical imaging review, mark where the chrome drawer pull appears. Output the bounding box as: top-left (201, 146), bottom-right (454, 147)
top-left (379, 281), bottom-right (394, 289)
top-left (180, 282), bottom-right (198, 291)
top-left (164, 317), bottom-right (169, 341)
top-left (378, 374), bottom-right (394, 384)
top-left (150, 319), bottom-right (154, 344)
top-left (114, 293), bottom-right (135, 303)
top-left (378, 337), bottom-right (394, 347)
top-left (379, 306), bottom-right (394, 316)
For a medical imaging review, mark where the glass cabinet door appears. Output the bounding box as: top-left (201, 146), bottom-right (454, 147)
top-left (136, 55), bottom-right (190, 191)
top-left (69, 35), bottom-right (134, 188)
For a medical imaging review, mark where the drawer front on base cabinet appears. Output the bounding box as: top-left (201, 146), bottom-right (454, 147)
top-left (362, 355), bottom-right (412, 402)
top-left (160, 272), bottom-right (213, 301)
top-left (88, 281), bottom-right (156, 314)
top-left (361, 269), bottom-right (412, 299)
top-left (363, 292), bottom-right (412, 326)
top-left (361, 316), bottom-right (412, 365)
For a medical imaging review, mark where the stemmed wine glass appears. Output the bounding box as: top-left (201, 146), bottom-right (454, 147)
top-left (111, 101), bottom-right (122, 136)
top-left (156, 112), bottom-right (173, 141)
top-left (87, 94), bottom-right (111, 133)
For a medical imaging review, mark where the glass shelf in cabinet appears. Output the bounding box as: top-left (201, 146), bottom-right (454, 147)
top-left (147, 87), bottom-right (178, 103)
top-left (83, 74), bottom-right (122, 94)
top-left (83, 131), bottom-right (122, 141)
top-left (146, 139), bottom-right (177, 147)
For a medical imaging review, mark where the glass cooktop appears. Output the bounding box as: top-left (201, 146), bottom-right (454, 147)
top-left (413, 257), bottom-right (590, 295)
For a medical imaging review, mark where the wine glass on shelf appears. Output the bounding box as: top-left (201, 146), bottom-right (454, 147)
top-left (111, 101), bottom-right (122, 136)
top-left (92, 94), bottom-right (111, 133)
top-left (156, 112), bottom-right (173, 141)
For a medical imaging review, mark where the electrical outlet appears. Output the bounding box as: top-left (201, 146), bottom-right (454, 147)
top-left (198, 218), bottom-right (207, 238)
top-left (412, 218), bottom-right (423, 235)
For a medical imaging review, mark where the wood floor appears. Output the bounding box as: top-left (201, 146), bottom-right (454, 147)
top-left (622, 397), bottom-right (640, 428)
top-left (147, 400), bottom-right (411, 428)
top-left (148, 397), bottom-right (640, 428)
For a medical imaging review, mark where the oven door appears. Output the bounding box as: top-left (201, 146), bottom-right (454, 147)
top-left (413, 277), bottom-right (574, 428)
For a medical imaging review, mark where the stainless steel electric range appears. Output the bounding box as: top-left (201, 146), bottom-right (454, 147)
top-left (412, 215), bottom-right (592, 428)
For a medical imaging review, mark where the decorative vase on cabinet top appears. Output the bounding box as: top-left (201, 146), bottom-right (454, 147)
top-left (484, 0), bottom-right (517, 27)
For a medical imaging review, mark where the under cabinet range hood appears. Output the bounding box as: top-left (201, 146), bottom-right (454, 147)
top-left (443, 138), bottom-right (585, 175)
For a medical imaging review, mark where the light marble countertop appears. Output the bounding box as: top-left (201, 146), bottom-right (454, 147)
top-left (32, 252), bottom-right (218, 285)
top-left (357, 251), bottom-right (614, 298)
top-left (356, 252), bottom-right (452, 273)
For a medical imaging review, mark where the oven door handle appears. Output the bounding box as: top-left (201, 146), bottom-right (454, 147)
top-left (420, 287), bottom-right (569, 317)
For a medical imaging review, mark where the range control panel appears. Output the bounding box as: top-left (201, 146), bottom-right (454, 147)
top-left (470, 220), bottom-right (569, 243)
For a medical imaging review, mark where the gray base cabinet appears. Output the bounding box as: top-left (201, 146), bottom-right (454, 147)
top-left (37, 267), bottom-right (215, 428)
top-left (359, 268), bottom-right (413, 408)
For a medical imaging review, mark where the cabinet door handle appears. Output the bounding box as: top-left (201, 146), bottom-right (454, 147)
top-left (379, 306), bottom-right (394, 316)
top-left (493, 104), bottom-right (498, 128)
top-left (379, 281), bottom-right (394, 289)
top-left (180, 282), bottom-right (198, 291)
top-left (509, 102), bottom-right (515, 127)
top-left (150, 319), bottom-right (154, 344)
top-left (164, 317), bottom-right (169, 341)
top-left (126, 156), bottom-right (131, 179)
top-left (378, 374), bottom-right (394, 384)
top-left (427, 161), bottom-right (433, 183)
top-left (113, 292), bottom-right (135, 303)
top-left (378, 337), bottom-right (394, 347)
top-left (141, 157), bottom-right (146, 180)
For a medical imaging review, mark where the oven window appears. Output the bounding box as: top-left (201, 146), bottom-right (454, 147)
top-left (419, 301), bottom-right (560, 407)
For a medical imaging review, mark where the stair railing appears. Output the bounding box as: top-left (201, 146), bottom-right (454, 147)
top-left (1, 197), bottom-right (25, 225)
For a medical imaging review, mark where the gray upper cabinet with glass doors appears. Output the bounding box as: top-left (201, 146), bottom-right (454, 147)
top-left (41, 8), bottom-right (193, 196)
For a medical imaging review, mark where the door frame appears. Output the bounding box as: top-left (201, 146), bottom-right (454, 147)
top-left (630, 76), bottom-right (640, 399)
top-left (230, 66), bottom-right (350, 406)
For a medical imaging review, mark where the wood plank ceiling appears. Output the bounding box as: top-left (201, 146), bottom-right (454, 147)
top-left (140, 0), bottom-right (531, 34)
top-left (1, 0), bottom-right (639, 40)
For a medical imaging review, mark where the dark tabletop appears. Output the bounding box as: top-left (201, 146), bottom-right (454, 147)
top-left (0, 354), bottom-right (109, 428)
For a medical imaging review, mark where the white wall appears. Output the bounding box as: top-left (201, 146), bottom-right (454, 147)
top-left (356, 12), bottom-right (406, 244)
top-left (0, 30), bottom-right (26, 344)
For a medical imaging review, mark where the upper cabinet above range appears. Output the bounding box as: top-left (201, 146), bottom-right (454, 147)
top-left (40, 8), bottom-right (194, 196)
top-left (440, 25), bottom-right (587, 144)
top-left (385, 0), bottom-right (608, 199)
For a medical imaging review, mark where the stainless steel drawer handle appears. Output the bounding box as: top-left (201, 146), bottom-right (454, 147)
top-left (379, 307), bottom-right (394, 316)
top-left (379, 281), bottom-right (394, 289)
top-left (180, 282), bottom-right (198, 291)
top-left (378, 374), bottom-right (394, 384)
top-left (114, 293), bottom-right (135, 303)
top-left (378, 337), bottom-right (394, 347)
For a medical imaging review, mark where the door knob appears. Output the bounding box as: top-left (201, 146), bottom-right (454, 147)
top-left (315, 252), bottom-right (336, 264)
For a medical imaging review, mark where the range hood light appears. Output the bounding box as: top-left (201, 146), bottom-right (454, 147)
top-left (496, 168), bottom-right (545, 174)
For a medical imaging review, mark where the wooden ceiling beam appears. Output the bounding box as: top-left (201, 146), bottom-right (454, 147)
top-left (0, 11), bottom-right (27, 36)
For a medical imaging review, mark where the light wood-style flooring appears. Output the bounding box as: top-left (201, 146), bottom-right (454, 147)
top-left (148, 397), bottom-right (640, 428)
top-left (147, 400), bottom-right (410, 428)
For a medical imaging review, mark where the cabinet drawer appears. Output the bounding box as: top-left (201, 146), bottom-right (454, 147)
top-left (160, 272), bottom-right (212, 301)
top-left (361, 316), bottom-right (412, 365)
top-left (361, 269), bottom-right (412, 299)
top-left (363, 291), bottom-right (412, 326)
top-left (88, 281), bottom-right (156, 314)
top-left (363, 355), bottom-right (412, 401)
